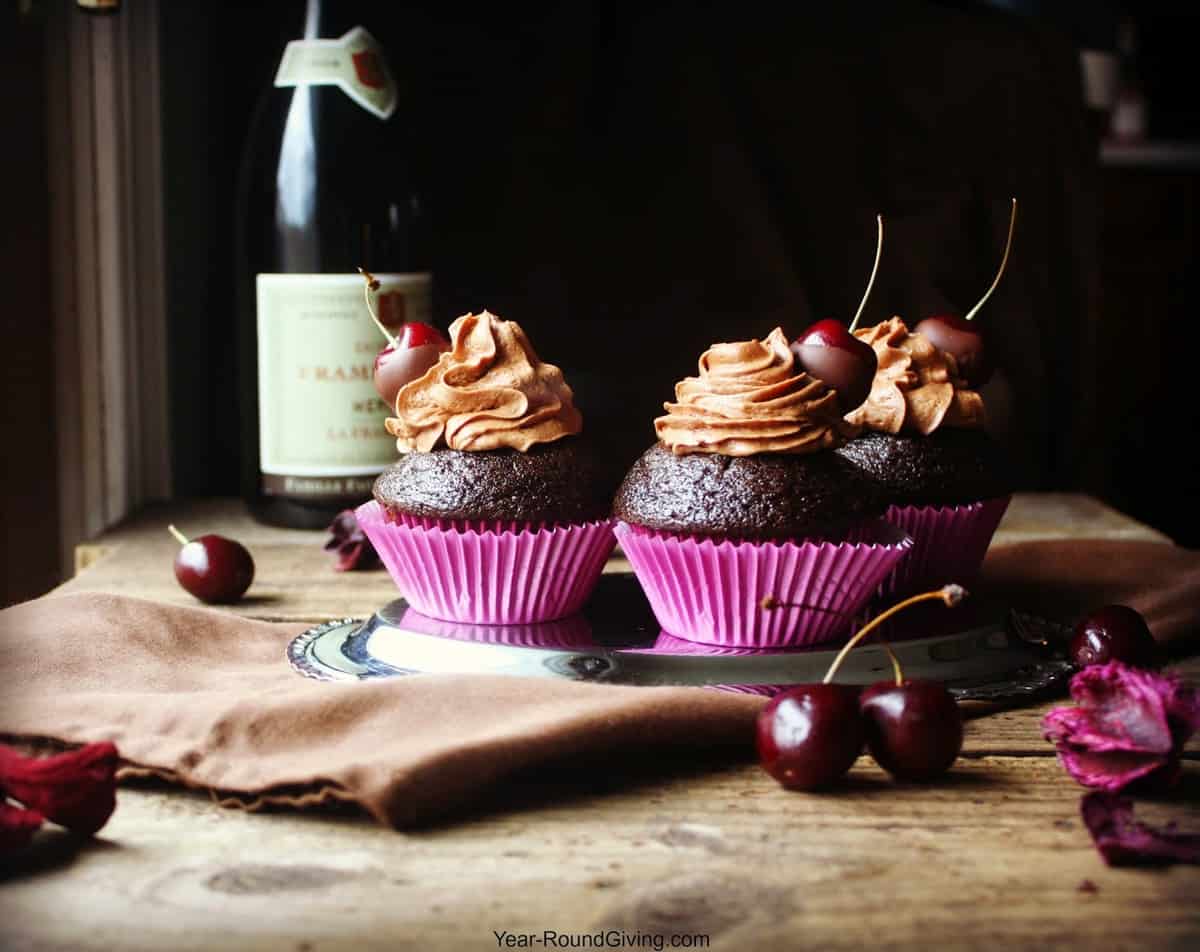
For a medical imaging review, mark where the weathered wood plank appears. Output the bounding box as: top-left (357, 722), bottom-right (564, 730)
top-left (2, 757), bottom-right (1197, 951)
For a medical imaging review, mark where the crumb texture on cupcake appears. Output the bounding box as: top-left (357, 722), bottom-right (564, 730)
top-left (655, 327), bottom-right (854, 457)
top-left (846, 317), bottom-right (985, 435)
top-left (613, 443), bottom-right (883, 540)
top-left (833, 430), bottom-right (1010, 507)
top-left (386, 310), bottom-right (582, 453)
top-left (374, 441), bottom-right (609, 524)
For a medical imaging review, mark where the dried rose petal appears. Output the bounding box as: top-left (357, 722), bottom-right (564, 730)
top-left (324, 509), bottom-right (381, 572)
top-left (0, 742), bottom-right (118, 835)
top-left (1081, 793), bottom-right (1200, 867)
top-left (0, 801), bottom-right (44, 853)
top-left (1042, 662), bottom-right (1200, 792)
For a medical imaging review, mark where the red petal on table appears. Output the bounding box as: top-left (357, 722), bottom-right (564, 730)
top-left (0, 801), bottom-right (44, 854)
top-left (324, 510), bottom-right (382, 571)
top-left (0, 742), bottom-right (118, 836)
top-left (1042, 663), bottom-right (1200, 792)
top-left (1081, 792), bottom-right (1200, 867)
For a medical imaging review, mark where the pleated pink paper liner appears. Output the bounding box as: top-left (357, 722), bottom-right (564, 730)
top-left (878, 495), bottom-right (1011, 598)
top-left (356, 501), bottom-right (616, 625)
top-left (614, 520), bottom-right (913, 649)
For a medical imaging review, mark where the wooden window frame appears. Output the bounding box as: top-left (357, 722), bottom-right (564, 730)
top-left (46, 0), bottom-right (171, 573)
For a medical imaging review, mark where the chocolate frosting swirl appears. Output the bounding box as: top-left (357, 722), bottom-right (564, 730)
top-left (655, 327), bottom-right (853, 456)
top-left (845, 317), bottom-right (986, 435)
top-left (386, 310), bottom-right (582, 453)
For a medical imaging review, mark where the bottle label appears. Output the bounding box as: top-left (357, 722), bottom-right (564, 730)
top-left (256, 272), bottom-right (431, 499)
top-left (273, 26), bottom-right (397, 120)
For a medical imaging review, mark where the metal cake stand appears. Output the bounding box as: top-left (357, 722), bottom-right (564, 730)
top-left (288, 575), bottom-right (1074, 702)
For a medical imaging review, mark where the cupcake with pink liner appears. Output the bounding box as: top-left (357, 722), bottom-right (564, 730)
top-left (356, 310), bottom-right (614, 624)
top-left (612, 328), bottom-right (912, 649)
top-left (835, 317), bottom-right (1011, 598)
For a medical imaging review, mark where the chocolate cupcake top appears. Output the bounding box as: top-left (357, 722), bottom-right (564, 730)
top-left (613, 443), bottom-right (884, 540)
top-left (655, 327), bottom-right (855, 456)
top-left (833, 429), bottom-right (1010, 507)
top-left (374, 440), bottom-right (610, 523)
top-left (845, 317), bottom-right (985, 436)
top-left (386, 311), bottom-right (582, 453)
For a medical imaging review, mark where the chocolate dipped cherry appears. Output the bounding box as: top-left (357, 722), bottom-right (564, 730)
top-left (791, 214), bottom-right (883, 412)
top-left (790, 319), bottom-right (878, 412)
top-left (359, 268), bottom-right (449, 406)
top-left (757, 583), bottom-right (967, 791)
top-left (373, 321), bottom-right (449, 406)
top-left (860, 679), bottom-right (963, 781)
top-left (1070, 605), bottom-right (1157, 669)
top-left (757, 684), bottom-right (865, 790)
top-left (168, 525), bottom-right (254, 604)
top-left (912, 313), bottom-right (991, 387)
top-left (912, 197), bottom-right (1018, 388)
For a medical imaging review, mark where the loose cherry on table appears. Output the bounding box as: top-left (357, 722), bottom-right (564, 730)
top-left (757, 684), bottom-right (865, 790)
top-left (790, 214), bottom-right (883, 413)
top-left (167, 525), bottom-right (254, 604)
top-left (359, 268), bottom-right (450, 406)
top-left (859, 679), bottom-right (964, 781)
top-left (912, 197), bottom-right (1018, 388)
top-left (1070, 604), bottom-right (1158, 669)
top-left (756, 584), bottom-right (967, 790)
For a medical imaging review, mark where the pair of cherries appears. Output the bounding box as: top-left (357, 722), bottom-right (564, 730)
top-left (757, 586), bottom-right (966, 790)
top-left (790, 200), bottom-right (1017, 411)
top-left (758, 596), bottom-right (1161, 793)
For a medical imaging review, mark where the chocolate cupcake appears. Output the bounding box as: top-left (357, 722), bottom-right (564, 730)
top-left (613, 328), bottom-right (912, 648)
top-left (836, 317), bottom-right (1011, 595)
top-left (356, 311), bottom-right (615, 624)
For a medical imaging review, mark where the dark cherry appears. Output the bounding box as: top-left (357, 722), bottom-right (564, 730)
top-left (912, 314), bottom-right (991, 387)
top-left (790, 319), bottom-right (879, 412)
top-left (859, 680), bottom-right (963, 781)
top-left (373, 322), bottom-right (450, 406)
top-left (756, 683), bottom-right (865, 790)
top-left (170, 527), bottom-right (255, 604)
top-left (1070, 604), bottom-right (1157, 668)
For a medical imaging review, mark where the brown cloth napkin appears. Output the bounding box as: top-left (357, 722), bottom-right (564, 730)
top-left (1, 540), bottom-right (1197, 828)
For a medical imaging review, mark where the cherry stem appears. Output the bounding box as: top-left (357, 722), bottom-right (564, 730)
top-left (821, 584), bottom-right (967, 685)
top-left (167, 524), bottom-right (189, 546)
top-left (964, 197), bottom-right (1017, 322)
top-left (847, 214), bottom-right (884, 334)
top-left (358, 267), bottom-right (397, 348)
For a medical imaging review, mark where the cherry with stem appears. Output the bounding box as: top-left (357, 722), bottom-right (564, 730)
top-left (789, 214), bottom-right (883, 411)
top-left (168, 524), bottom-right (255, 604)
top-left (358, 267), bottom-right (449, 407)
top-left (757, 584), bottom-right (966, 790)
top-left (914, 197), bottom-right (1018, 387)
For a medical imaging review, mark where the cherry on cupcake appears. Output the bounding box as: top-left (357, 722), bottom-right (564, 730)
top-left (790, 214), bottom-right (883, 412)
top-left (913, 197), bottom-right (1018, 388)
top-left (168, 525), bottom-right (254, 604)
top-left (359, 268), bottom-right (449, 406)
top-left (1070, 604), bottom-right (1157, 669)
top-left (757, 584), bottom-right (967, 790)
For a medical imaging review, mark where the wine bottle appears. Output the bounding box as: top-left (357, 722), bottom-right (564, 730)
top-left (235, 0), bottom-right (429, 528)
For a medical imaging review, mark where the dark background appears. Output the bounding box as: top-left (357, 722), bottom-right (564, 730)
top-left (159, 0), bottom-right (1200, 527)
top-left (4, 0), bottom-right (1200, 606)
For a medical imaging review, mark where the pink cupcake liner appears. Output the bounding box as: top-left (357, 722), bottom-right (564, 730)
top-left (614, 520), bottom-right (913, 649)
top-left (356, 501), bottom-right (616, 625)
top-left (878, 495), bottom-right (1011, 598)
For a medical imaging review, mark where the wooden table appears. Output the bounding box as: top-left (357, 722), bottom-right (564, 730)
top-left (4, 494), bottom-right (1197, 951)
